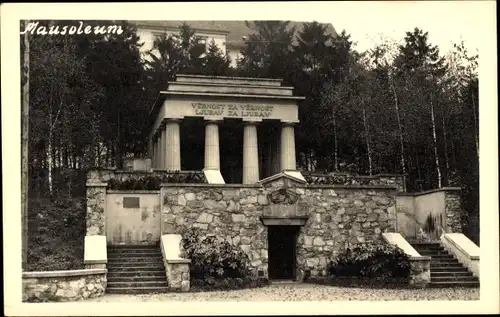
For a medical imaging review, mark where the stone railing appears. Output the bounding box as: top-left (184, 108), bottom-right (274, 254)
top-left (22, 268), bottom-right (107, 302)
top-left (302, 172), bottom-right (405, 191)
top-left (87, 169), bottom-right (207, 190)
top-left (441, 233), bottom-right (480, 277)
top-left (160, 234), bottom-right (191, 292)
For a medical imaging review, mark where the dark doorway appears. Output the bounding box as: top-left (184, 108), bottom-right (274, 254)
top-left (267, 225), bottom-right (300, 280)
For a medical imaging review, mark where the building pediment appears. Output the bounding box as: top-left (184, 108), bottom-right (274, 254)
top-left (259, 171), bottom-right (307, 189)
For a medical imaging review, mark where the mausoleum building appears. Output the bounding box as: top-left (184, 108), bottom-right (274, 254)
top-left (83, 75), bottom-right (473, 294)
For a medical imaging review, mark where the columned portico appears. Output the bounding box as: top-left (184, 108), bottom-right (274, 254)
top-left (242, 120), bottom-right (260, 184)
top-left (164, 118), bottom-right (181, 171)
top-left (148, 74), bottom-right (305, 183)
top-left (204, 119), bottom-right (221, 170)
top-left (280, 122), bottom-right (297, 171)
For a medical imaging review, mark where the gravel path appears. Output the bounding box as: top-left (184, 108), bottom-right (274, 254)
top-left (86, 283), bottom-right (479, 302)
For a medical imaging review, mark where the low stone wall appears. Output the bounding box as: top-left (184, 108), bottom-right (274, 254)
top-left (87, 169), bottom-right (207, 187)
top-left (302, 172), bottom-right (405, 192)
top-left (22, 269), bottom-right (107, 302)
top-left (160, 178), bottom-right (398, 280)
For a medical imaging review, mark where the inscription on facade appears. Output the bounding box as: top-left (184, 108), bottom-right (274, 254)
top-left (191, 103), bottom-right (274, 118)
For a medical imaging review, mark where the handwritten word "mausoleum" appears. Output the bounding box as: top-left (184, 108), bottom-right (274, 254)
top-left (20, 21), bottom-right (123, 36)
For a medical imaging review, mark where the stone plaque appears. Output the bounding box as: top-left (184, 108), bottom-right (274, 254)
top-left (260, 216), bottom-right (309, 226)
top-left (123, 197), bottom-right (140, 209)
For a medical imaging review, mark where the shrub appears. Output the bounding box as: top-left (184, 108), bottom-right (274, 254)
top-left (189, 275), bottom-right (268, 292)
top-left (327, 242), bottom-right (410, 282)
top-left (181, 228), bottom-right (251, 280)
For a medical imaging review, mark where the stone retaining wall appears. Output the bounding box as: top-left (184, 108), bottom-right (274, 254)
top-left (86, 183), bottom-right (106, 236)
top-left (22, 269), bottom-right (107, 302)
top-left (444, 190), bottom-right (463, 233)
top-left (161, 180), bottom-right (397, 280)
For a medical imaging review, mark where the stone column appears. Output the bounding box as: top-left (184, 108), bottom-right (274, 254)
top-left (152, 135), bottom-right (157, 168)
top-left (242, 120), bottom-right (260, 184)
top-left (204, 119), bottom-right (221, 170)
top-left (148, 136), bottom-right (153, 164)
top-left (155, 134), bottom-right (160, 169)
top-left (159, 128), bottom-right (166, 170)
top-left (271, 130), bottom-right (281, 174)
top-left (165, 118), bottom-right (181, 171)
top-left (85, 182), bottom-right (107, 236)
top-left (280, 122), bottom-right (297, 171)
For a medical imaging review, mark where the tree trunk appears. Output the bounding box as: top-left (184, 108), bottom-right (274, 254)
top-left (21, 19), bottom-right (30, 271)
top-left (361, 101), bottom-right (373, 175)
top-left (388, 71), bottom-right (407, 190)
top-left (471, 89), bottom-right (479, 160)
top-left (332, 103), bottom-right (339, 172)
top-left (416, 152), bottom-right (423, 191)
top-left (442, 115), bottom-right (450, 186)
top-left (430, 92), bottom-right (442, 188)
top-left (48, 116), bottom-right (53, 196)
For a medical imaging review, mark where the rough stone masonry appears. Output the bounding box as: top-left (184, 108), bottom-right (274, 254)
top-left (160, 177), bottom-right (398, 280)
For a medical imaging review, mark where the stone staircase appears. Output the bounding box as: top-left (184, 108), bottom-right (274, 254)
top-left (106, 245), bottom-right (169, 294)
top-left (411, 242), bottom-right (479, 288)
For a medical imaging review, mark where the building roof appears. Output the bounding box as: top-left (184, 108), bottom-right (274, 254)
top-left (132, 20), bottom-right (337, 48)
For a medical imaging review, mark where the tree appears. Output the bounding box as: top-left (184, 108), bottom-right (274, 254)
top-left (203, 39), bottom-right (232, 76)
top-left (293, 26), bottom-right (353, 171)
top-left (237, 21), bottom-right (296, 80)
top-left (21, 19), bottom-right (30, 270)
top-left (394, 28), bottom-right (447, 188)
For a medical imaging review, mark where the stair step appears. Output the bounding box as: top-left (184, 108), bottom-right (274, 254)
top-left (108, 253), bottom-right (162, 258)
top-left (107, 271), bottom-right (166, 278)
top-left (107, 258), bottom-right (163, 263)
top-left (108, 261), bottom-right (164, 267)
top-left (428, 281), bottom-right (479, 288)
top-left (431, 271), bottom-right (472, 277)
top-left (107, 281), bottom-right (168, 288)
top-left (430, 260), bottom-right (460, 264)
top-left (431, 267), bottom-right (469, 273)
top-left (430, 261), bottom-right (462, 264)
top-left (431, 276), bottom-right (478, 282)
top-left (107, 266), bottom-right (166, 272)
top-left (108, 276), bottom-right (166, 282)
top-left (106, 286), bottom-right (169, 294)
top-left (418, 252), bottom-right (454, 257)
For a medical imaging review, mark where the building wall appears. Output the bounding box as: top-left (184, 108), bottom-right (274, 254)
top-left (137, 28), bottom-right (228, 62)
top-left (105, 191), bottom-right (161, 245)
top-left (160, 183), bottom-right (397, 279)
top-left (227, 48), bottom-right (241, 67)
top-left (395, 188), bottom-right (463, 240)
top-left (395, 195), bottom-right (417, 238)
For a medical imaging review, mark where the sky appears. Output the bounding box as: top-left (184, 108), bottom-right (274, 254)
top-left (322, 1), bottom-right (486, 56)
